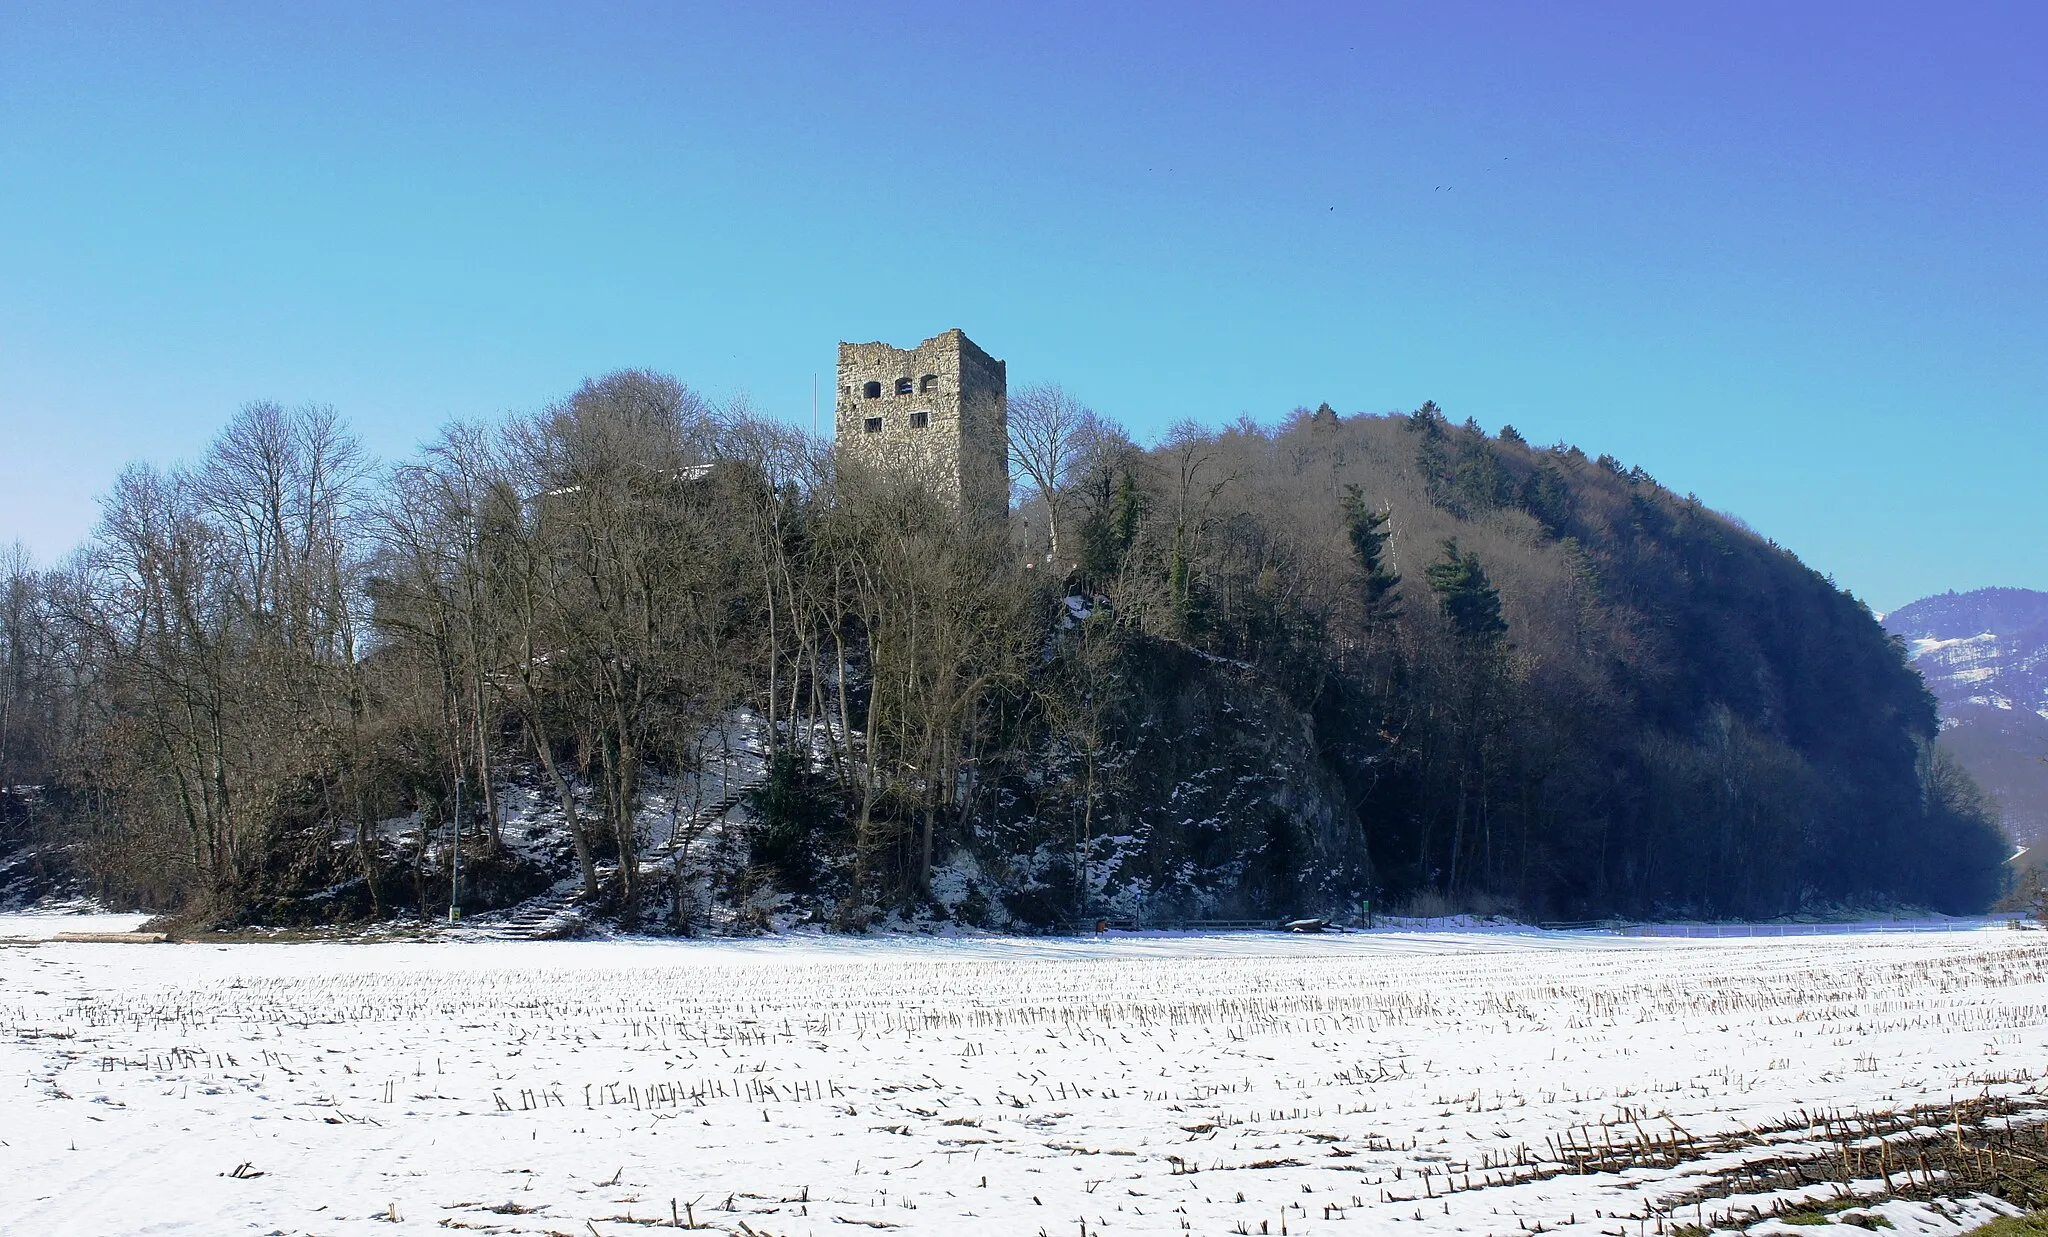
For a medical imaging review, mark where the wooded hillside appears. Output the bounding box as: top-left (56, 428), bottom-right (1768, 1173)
top-left (0, 380), bottom-right (2010, 926)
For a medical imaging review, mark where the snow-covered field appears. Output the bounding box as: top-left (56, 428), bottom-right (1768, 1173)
top-left (2, 924), bottom-right (2043, 1236)
top-left (0, 910), bottom-right (154, 939)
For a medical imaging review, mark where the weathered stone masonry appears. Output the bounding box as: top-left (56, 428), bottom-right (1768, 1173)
top-left (835, 329), bottom-right (1009, 525)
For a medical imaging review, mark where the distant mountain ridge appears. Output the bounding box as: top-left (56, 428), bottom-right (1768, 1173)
top-left (1884, 587), bottom-right (2048, 845)
top-left (1887, 587), bottom-right (2048, 638)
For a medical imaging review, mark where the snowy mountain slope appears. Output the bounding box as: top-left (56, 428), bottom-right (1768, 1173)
top-left (1886, 587), bottom-right (2048, 649)
top-left (1884, 587), bottom-right (2048, 844)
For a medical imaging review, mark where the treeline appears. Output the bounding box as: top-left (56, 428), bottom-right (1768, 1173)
top-left (0, 377), bottom-right (2010, 926)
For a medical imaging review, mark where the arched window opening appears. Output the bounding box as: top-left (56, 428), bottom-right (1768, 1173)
top-left (894, 377), bottom-right (914, 396)
top-left (919, 374), bottom-right (938, 393)
top-left (862, 381), bottom-right (882, 399)
top-left (909, 410), bottom-right (929, 429)
top-left (863, 416), bottom-right (884, 434)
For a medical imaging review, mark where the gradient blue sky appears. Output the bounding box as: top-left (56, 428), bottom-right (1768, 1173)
top-left (2, 2), bottom-right (2043, 610)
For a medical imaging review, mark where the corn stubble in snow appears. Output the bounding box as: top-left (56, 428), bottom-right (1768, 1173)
top-left (2, 926), bottom-right (2045, 1235)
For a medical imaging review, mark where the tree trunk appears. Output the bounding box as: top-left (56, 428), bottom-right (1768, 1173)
top-left (528, 718), bottom-right (599, 898)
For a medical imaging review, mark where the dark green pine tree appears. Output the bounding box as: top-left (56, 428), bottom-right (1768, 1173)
top-left (1425, 539), bottom-right (1508, 647)
top-left (1339, 485), bottom-right (1401, 627)
top-left (1518, 462), bottom-right (1573, 537)
top-left (1406, 399), bottom-right (1446, 432)
top-left (1407, 401), bottom-right (1456, 511)
top-left (1111, 471), bottom-right (1141, 551)
top-left (1452, 430), bottom-right (1511, 513)
top-left (1077, 470), bottom-right (1144, 581)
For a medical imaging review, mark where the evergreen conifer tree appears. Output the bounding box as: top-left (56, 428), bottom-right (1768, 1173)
top-left (1339, 485), bottom-right (1401, 626)
top-left (1078, 470), bottom-right (1143, 581)
top-left (1425, 539), bottom-right (1508, 647)
top-left (1518, 463), bottom-right (1572, 536)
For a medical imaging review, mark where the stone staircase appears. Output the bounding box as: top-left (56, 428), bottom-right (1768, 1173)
top-left (645, 790), bottom-right (748, 858)
top-left (462, 885), bottom-right (592, 940)
top-left (456, 788), bottom-right (755, 940)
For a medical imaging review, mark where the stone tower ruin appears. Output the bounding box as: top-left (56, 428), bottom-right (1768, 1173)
top-left (835, 329), bottom-right (1008, 524)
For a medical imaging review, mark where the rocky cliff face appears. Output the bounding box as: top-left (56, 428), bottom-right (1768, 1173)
top-left (1885, 588), bottom-right (2048, 845)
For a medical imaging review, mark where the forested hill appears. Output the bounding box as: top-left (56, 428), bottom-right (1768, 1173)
top-left (0, 384), bottom-right (2011, 927)
top-left (1014, 401), bottom-right (2008, 920)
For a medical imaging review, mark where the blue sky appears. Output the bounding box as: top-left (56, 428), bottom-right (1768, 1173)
top-left (2, 1), bottom-right (2043, 610)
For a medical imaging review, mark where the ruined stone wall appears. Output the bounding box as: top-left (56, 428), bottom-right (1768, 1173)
top-left (835, 329), bottom-right (1008, 525)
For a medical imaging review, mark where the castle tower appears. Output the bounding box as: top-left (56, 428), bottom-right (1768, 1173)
top-left (836, 329), bottom-right (1008, 524)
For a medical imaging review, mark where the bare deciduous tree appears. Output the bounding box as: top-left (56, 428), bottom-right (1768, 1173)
top-left (1007, 383), bottom-right (1100, 566)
